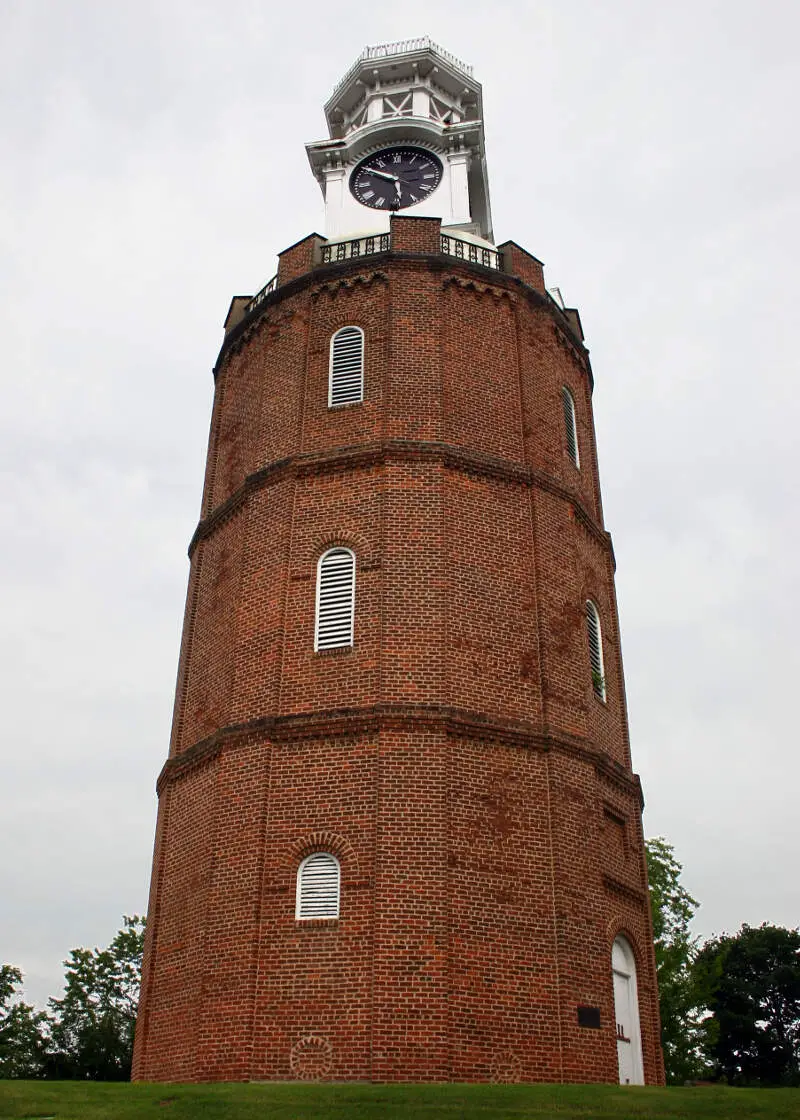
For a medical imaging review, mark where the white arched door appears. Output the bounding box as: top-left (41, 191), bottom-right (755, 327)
top-left (612, 935), bottom-right (644, 1085)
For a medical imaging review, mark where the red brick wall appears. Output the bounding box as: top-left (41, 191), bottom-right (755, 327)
top-left (133, 220), bottom-right (663, 1085)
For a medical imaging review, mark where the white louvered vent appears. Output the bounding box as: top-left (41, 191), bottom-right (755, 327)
top-left (296, 852), bottom-right (340, 920)
top-left (315, 548), bottom-right (355, 651)
top-left (329, 326), bottom-right (364, 407)
top-left (562, 387), bottom-right (580, 468)
top-left (586, 599), bottom-right (606, 701)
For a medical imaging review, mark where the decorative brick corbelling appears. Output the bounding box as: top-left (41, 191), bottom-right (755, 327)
top-left (602, 873), bottom-right (647, 905)
top-left (214, 249), bottom-right (590, 381)
top-left (216, 301), bottom-right (299, 373)
top-left (311, 270), bottom-right (389, 299)
top-left (551, 320), bottom-right (591, 379)
top-left (441, 274), bottom-right (517, 303)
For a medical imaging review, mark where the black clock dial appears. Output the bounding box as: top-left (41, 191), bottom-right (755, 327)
top-left (350, 146), bottom-right (443, 211)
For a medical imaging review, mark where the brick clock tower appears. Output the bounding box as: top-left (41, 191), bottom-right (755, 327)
top-left (133, 39), bottom-right (664, 1086)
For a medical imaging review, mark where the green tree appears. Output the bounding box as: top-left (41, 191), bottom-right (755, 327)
top-left (47, 915), bottom-right (145, 1080)
top-left (645, 837), bottom-right (707, 1083)
top-left (694, 922), bottom-right (800, 1086)
top-left (0, 965), bottom-right (48, 1078)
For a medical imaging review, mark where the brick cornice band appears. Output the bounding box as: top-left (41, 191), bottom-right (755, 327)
top-left (156, 702), bottom-right (643, 806)
top-left (216, 249), bottom-right (590, 376)
top-left (188, 440), bottom-right (613, 559)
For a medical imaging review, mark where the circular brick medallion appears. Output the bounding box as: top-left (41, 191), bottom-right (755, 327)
top-left (289, 1034), bottom-right (334, 1080)
top-left (490, 1052), bottom-right (522, 1083)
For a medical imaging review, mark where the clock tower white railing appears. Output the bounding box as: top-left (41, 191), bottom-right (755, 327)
top-left (331, 38), bottom-right (473, 100)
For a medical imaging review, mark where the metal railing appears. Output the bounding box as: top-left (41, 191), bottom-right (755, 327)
top-left (440, 234), bottom-right (502, 271)
top-left (321, 234), bottom-right (391, 265)
top-left (245, 274), bottom-right (277, 314)
top-left (243, 230), bottom-right (503, 321)
top-left (332, 38), bottom-right (473, 97)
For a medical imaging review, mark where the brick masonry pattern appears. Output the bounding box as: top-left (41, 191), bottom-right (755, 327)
top-left (133, 215), bottom-right (664, 1085)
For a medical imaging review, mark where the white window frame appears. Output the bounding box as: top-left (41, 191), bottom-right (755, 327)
top-left (586, 599), bottom-right (607, 701)
top-left (295, 852), bottom-right (341, 921)
top-left (329, 326), bottom-right (364, 407)
top-left (314, 547), bottom-right (356, 652)
top-left (561, 386), bottom-right (580, 468)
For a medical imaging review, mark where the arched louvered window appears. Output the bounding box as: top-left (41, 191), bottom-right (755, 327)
top-left (296, 852), bottom-right (340, 920)
top-left (562, 387), bottom-right (580, 468)
top-left (586, 599), bottom-right (606, 701)
top-left (315, 548), bottom-right (355, 651)
top-left (329, 326), bottom-right (364, 407)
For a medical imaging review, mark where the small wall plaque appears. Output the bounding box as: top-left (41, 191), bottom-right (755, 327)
top-left (577, 1005), bottom-right (602, 1029)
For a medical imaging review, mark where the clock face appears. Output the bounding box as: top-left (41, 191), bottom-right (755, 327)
top-left (350, 146), bottom-right (443, 211)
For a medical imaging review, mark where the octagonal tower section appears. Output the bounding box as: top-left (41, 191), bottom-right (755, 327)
top-left (133, 215), bottom-right (663, 1085)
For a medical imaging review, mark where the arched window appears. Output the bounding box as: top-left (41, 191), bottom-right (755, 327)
top-left (561, 387), bottom-right (580, 468)
top-left (329, 326), bottom-right (364, 407)
top-left (612, 935), bottom-right (644, 1084)
top-left (315, 548), bottom-right (356, 651)
top-left (586, 599), bottom-right (606, 701)
top-left (296, 852), bottom-right (340, 920)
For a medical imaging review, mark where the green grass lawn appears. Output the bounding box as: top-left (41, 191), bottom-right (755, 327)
top-left (0, 1082), bottom-right (798, 1120)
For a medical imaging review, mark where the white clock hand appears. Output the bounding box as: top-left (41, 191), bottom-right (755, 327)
top-left (369, 168), bottom-right (400, 183)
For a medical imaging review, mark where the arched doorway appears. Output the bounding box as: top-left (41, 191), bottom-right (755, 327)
top-left (612, 935), bottom-right (644, 1084)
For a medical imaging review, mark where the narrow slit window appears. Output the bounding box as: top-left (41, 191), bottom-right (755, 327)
top-left (296, 852), bottom-right (340, 920)
top-left (315, 548), bottom-right (355, 651)
top-left (586, 599), bottom-right (606, 701)
top-left (562, 387), bottom-right (580, 468)
top-left (329, 326), bottom-right (364, 407)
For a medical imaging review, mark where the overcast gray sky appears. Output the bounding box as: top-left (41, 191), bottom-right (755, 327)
top-left (2, 0), bottom-right (798, 1010)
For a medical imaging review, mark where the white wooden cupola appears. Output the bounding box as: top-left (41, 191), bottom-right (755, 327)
top-left (306, 38), bottom-right (493, 243)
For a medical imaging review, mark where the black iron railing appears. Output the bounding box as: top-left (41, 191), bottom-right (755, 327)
top-left (244, 230), bottom-right (503, 319)
top-left (321, 234), bottom-right (391, 264)
top-left (440, 234), bottom-right (501, 270)
top-left (245, 275), bottom-right (277, 314)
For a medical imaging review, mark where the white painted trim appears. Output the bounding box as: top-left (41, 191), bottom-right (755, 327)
top-left (586, 599), bottom-right (606, 701)
top-left (328, 326), bottom-right (364, 408)
top-left (612, 936), bottom-right (645, 1085)
top-left (314, 547), bottom-right (356, 651)
top-left (296, 852), bottom-right (341, 920)
top-left (562, 387), bottom-right (580, 468)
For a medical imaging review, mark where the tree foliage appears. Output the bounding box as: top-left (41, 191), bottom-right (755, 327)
top-left (46, 915), bottom-right (146, 1080)
top-left (645, 837), bottom-right (708, 1083)
top-left (694, 923), bottom-right (800, 1086)
top-left (0, 964), bottom-right (48, 1078)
